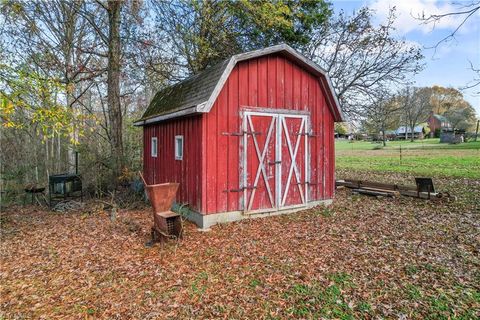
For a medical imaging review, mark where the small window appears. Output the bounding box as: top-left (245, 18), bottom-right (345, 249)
top-left (175, 135), bottom-right (183, 160)
top-left (151, 137), bottom-right (158, 157)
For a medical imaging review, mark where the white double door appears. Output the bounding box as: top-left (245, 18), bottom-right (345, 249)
top-left (242, 111), bottom-right (309, 213)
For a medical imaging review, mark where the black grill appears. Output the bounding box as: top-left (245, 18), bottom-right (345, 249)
top-left (49, 173), bottom-right (83, 207)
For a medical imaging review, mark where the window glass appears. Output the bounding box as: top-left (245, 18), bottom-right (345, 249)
top-left (175, 136), bottom-right (183, 160)
top-left (151, 137), bottom-right (157, 157)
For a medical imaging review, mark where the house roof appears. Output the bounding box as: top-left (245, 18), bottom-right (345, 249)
top-left (395, 125), bottom-right (425, 134)
top-left (134, 44), bottom-right (344, 126)
top-left (433, 114), bottom-right (450, 123)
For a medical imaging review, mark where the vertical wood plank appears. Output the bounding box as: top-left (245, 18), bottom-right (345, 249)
top-left (284, 59), bottom-right (293, 109)
top-left (319, 82), bottom-right (325, 200)
top-left (217, 86), bottom-right (228, 213)
top-left (292, 64), bottom-right (301, 110)
top-left (276, 56), bottom-right (285, 108)
top-left (258, 56), bottom-right (268, 107)
top-left (248, 59), bottom-right (258, 107)
top-left (267, 55), bottom-right (276, 108)
top-left (227, 66), bottom-right (240, 211)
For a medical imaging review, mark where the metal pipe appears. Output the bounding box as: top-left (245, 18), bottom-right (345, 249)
top-left (75, 151), bottom-right (78, 175)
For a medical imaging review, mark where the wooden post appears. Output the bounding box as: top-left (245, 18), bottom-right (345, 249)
top-left (475, 120), bottom-right (479, 142)
top-left (399, 144), bottom-right (402, 165)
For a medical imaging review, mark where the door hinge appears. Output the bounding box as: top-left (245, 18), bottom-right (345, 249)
top-left (222, 132), bottom-right (243, 136)
top-left (223, 131), bottom-right (262, 136)
top-left (223, 186), bottom-right (257, 192)
top-left (268, 161), bottom-right (282, 165)
top-left (244, 131), bottom-right (262, 136)
top-left (223, 188), bottom-right (243, 193)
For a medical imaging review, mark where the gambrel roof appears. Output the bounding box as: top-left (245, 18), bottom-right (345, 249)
top-left (134, 44), bottom-right (344, 126)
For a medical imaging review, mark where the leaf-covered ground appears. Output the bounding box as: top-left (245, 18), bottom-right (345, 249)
top-left (1, 171), bottom-right (479, 319)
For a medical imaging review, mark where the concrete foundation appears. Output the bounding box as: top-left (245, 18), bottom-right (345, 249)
top-left (175, 199), bottom-right (333, 230)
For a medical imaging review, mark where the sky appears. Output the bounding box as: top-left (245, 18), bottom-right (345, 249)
top-left (331, 0), bottom-right (480, 116)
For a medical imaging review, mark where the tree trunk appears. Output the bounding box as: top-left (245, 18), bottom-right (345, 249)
top-left (410, 123), bottom-right (415, 142)
top-left (66, 85), bottom-right (77, 172)
top-left (107, 0), bottom-right (124, 181)
top-left (382, 127), bottom-right (386, 147)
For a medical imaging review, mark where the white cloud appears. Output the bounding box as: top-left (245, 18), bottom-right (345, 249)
top-left (369, 0), bottom-right (480, 35)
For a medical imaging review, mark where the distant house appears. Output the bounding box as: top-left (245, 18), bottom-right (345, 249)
top-left (334, 131), bottom-right (353, 139)
top-left (427, 112), bottom-right (452, 137)
top-left (384, 130), bottom-right (397, 140)
top-left (395, 125), bottom-right (425, 140)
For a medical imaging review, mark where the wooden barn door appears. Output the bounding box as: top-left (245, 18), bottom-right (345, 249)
top-left (242, 111), bottom-right (309, 213)
top-left (279, 115), bottom-right (309, 208)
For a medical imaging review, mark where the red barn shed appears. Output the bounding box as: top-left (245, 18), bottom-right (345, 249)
top-left (134, 44), bottom-right (344, 228)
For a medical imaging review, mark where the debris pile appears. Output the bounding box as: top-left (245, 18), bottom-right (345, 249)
top-left (52, 200), bottom-right (85, 212)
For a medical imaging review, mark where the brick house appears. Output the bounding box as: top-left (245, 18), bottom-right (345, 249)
top-left (427, 112), bottom-right (452, 137)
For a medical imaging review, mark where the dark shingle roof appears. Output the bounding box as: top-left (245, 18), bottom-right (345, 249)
top-left (140, 59), bottom-right (231, 120)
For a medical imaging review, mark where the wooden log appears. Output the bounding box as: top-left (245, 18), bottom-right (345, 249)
top-left (399, 190), bottom-right (441, 200)
top-left (338, 179), bottom-right (418, 192)
top-left (352, 188), bottom-right (394, 197)
top-left (336, 180), bottom-right (361, 188)
top-left (360, 187), bottom-right (401, 197)
top-left (336, 179), bottom-right (448, 201)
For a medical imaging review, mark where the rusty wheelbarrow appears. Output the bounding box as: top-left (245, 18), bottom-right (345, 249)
top-left (140, 173), bottom-right (182, 244)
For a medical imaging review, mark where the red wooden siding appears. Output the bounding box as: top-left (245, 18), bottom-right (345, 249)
top-left (203, 54), bottom-right (336, 214)
top-left (143, 115), bottom-right (203, 212)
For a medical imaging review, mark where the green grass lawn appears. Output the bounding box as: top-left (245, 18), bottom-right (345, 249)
top-left (336, 139), bottom-right (480, 179)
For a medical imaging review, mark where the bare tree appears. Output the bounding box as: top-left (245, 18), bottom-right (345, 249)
top-left (417, 1), bottom-right (480, 48)
top-left (1, 0), bottom-right (148, 189)
top-left (305, 7), bottom-right (424, 119)
top-left (106, 0), bottom-right (124, 179)
top-left (462, 61), bottom-right (480, 95)
top-left (363, 91), bottom-right (401, 146)
top-left (1, 0), bottom-right (99, 173)
top-left (74, 0), bottom-right (128, 180)
top-left (417, 1), bottom-right (480, 92)
top-left (400, 87), bottom-right (432, 142)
